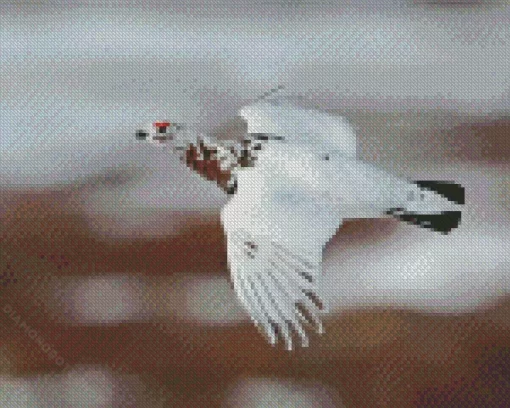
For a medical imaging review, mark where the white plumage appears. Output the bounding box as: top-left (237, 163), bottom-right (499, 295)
top-left (221, 147), bottom-right (342, 349)
top-left (220, 137), bottom-right (459, 350)
top-left (239, 100), bottom-right (358, 157)
top-left (137, 101), bottom-right (463, 350)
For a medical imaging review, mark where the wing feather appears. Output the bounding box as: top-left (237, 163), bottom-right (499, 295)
top-left (261, 267), bottom-right (310, 346)
top-left (236, 266), bottom-right (278, 345)
top-left (221, 174), bottom-right (343, 349)
top-left (249, 273), bottom-right (294, 350)
top-left (225, 226), bottom-right (331, 349)
top-left (239, 101), bottom-right (357, 157)
top-left (269, 259), bottom-right (324, 333)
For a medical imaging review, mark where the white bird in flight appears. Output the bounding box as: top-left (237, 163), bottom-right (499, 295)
top-left (135, 95), bottom-right (464, 350)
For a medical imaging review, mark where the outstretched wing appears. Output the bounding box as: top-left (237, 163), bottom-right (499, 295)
top-left (238, 101), bottom-right (357, 158)
top-left (221, 181), bottom-right (343, 350)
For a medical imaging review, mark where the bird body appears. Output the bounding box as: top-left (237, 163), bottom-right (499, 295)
top-left (135, 102), bottom-right (464, 350)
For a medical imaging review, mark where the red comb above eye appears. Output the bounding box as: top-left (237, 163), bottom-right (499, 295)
top-left (154, 121), bottom-right (171, 127)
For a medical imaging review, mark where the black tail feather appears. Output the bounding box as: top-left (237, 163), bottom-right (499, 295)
top-left (387, 209), bottom-right (462, 234)
top-left (414, 180), bottom-right (465, 205)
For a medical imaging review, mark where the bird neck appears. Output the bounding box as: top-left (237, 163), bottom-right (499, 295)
top-left (183, 136), bottom-right (256, 195)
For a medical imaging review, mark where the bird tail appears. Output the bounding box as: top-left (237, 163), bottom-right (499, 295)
top-left (414, 180), bottom-right (465, 205)
top-left (386, 180), bottom-right (465, 234)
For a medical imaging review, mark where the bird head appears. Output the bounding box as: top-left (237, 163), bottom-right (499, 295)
top-left (135, 121), bottom-right (194, 163)
top-left (135, 121), bottom-right (190, 147)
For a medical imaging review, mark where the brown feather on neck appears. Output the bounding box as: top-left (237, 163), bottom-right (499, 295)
top-left (184, 143), bottom-right (234, 193)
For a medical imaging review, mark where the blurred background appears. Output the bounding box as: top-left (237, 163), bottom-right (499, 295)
top-left (1, 1), bottom-right (509, 406)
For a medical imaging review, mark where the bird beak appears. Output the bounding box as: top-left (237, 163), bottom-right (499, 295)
top-left (135, 129), bottom-right (149, 140)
